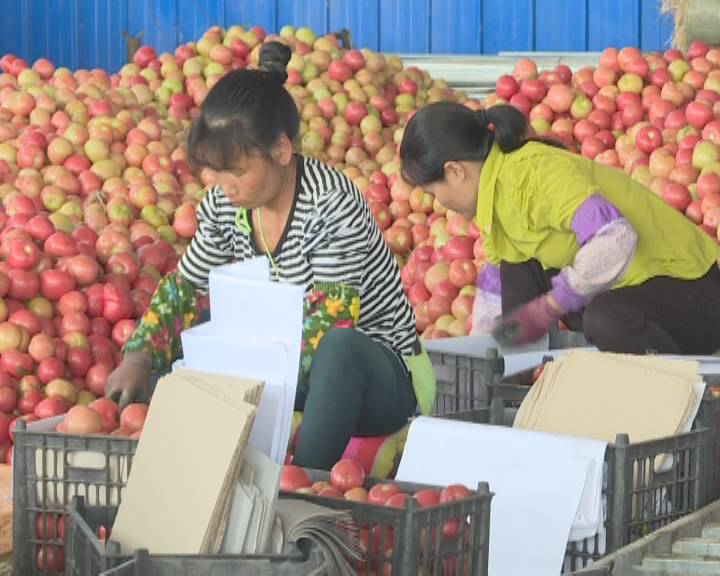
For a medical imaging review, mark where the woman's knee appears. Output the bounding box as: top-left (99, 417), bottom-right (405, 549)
top-left (582, 294), bottom-right (627, 347)
top-left (309, 329), bottom-right (366, 388)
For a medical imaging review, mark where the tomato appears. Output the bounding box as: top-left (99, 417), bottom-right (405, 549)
top-left (1, 350), bottom-right (34, 377)
top-left (37, 357), bottom-right (65, 384)
top-left (85, 283), bottom-right (105, 317)
top-left (0, 387), bottom-right (17, 414)
top-left (385, 492), bottom-right (410, 509)
top-left (120, 403), bottom-right (147, 432)
top-left (318, 487), bottom-right (344, 499)
top-left (439, 484), bottom-right (472, 540)
top-left (18, 389), bottom-right (42, 415)
top-left (9, 309), bottom-right (41, 336)
top-left (89, 397), bottom-right (119, 432)
top-left (102, 284), bottom-right (134, 323)
top-left (86, 364), bottom-right (112, 398)
top-left (110, 426), bottom-right (133, 437)
top-left (44, 231), bottom-right (77, 257)
top-left (330, 459), bottom-right (365, 492)
top-left (280, 465), bottom-right (311, 492)
top-left (60, 311), bottom-right (91, 336)
top-left (34, 396), bottom-right (68, 420)
top-left (0, 413), bottom-right (11, 445)
top-left (344, 487), bottom-right (369, 502)
top-left (39, 270), bottom-right (75, 301)
top-left (67, 348), bottom-right (93, 377)
top-left (368, 483), bottom-right (401, 505)
top-left (65, 254), bottom-right (101, 286)
top-left (413, 488), bottom-right (441, 508)
top-left (36, 545), bottom-right (64, 572)
top-left (36, 512), bottom-right (57, 540)
top-left (57, 291), bottom-right (88, 316)
top-left (8, 269), bottom-right (39, 301)
top-left (63, 405), bottom-right (102, 435)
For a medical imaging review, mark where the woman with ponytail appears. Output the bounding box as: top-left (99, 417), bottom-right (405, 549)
top-left (105, 42), bottom-right (435, 470)
top-left (400, 102), bottom-right (720, 354)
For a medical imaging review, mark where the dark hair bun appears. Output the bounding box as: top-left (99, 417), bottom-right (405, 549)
top-left (259, 41), bottom-right (291, 84)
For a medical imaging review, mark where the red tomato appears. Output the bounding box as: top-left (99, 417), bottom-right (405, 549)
top-left (367, 483), bottom-right (401, 505)
top-left (385, 492), bottom-right (410, 509)
top-left (330, 459), bottom-right (365, 492)
top-left (34, 396), bottom-right (68, 420)
top-left (280, 464), bottom-right (311, 492)
top-left (0, 414), bottom-right (10, 445)
top-left (120, 403), bottom-right (147, 432)
top-left (439, 484), bottom-right (472, 540)
top-left (89, 397), bottom-right (119, 432)
top-left (35, 512), bottom-right (57, 540)
top-left (0, 388), bottom-right (17, 414)
top-left (36, 545), bottom-right (65, 572)
top-left (413, 488), bottom-right (441, 508)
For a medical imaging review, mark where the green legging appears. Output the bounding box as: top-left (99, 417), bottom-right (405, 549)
top-left (292, 328), bottom-right (417, 470)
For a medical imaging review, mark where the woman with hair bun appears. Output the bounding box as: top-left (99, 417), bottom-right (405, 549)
top-left (400, 102), bottom-right (720, 354)
top-left (106, 42), bottom-right (435, 470)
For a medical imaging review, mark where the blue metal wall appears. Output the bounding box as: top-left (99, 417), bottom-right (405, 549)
top-left (0, 0), bottom-right (675, 72)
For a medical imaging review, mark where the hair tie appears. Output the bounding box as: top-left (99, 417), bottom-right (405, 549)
top-left (487, 122), bottom-right (495, 133)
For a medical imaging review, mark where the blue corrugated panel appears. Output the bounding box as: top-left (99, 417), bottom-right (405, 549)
top-left (0, 0), bottom-right (676, 72)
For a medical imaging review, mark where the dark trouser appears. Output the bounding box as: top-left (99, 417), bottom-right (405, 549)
top-left (292, 328), bottom-right (417, 470)
top-left (500, 260), bottom-right (720, 355)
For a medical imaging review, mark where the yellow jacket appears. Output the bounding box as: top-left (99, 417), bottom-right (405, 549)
top-left (474, 142), bottom-right (720, 287)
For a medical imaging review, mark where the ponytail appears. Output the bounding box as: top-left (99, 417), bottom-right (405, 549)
top-left (400, 102), bottom-right (560, 186)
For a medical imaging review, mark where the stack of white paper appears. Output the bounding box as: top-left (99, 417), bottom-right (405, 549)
top-left (180, 258), bottom-right (304, 465)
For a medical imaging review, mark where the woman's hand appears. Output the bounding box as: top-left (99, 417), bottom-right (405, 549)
top-left (492, 295), bottom-right (562, 346)
top-left (105, 352), bottom-right (153, 408)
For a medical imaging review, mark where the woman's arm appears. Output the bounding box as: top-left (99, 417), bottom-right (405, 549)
top-left (122, 188), bottom-right (234, 372)
top-left (549, 195), bottom-right (638, 312)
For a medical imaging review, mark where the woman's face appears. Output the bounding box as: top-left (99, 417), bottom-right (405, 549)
top-left (202, 135), bottom-right (295, 209)
top-left (203, 153), bottom-right (279, 209)
top-left (422, 160), bottom-right (482, 220)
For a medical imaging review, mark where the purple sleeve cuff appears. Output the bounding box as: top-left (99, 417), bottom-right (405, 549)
top-left (549, 273), bottom-right (587, 313)
top-left (571, 195), bottom-right (623, 246)
top-left (476, 263), bottom-right (501, 296)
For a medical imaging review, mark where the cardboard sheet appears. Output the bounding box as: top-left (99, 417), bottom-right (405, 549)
top-left (180, 328), bottom-right (291, 464)
top-left (110, 373), bottom-right (262, 554)
top-left (514, 352), bottom-right (703, 445)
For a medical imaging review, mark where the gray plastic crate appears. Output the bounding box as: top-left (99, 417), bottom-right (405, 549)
top-left (428, 330), bottom-right (586, 415)
top-left (12, 420), bottom-right (139, 576)
top-left (569, 499), bottom-right (720, 576)
top-left (429, 348), bottom-right (504, 415)
top-left (284, 470), bottom-right (493, 576)
top-left (64, 497), bottom-right (332, 576)
top-left (444, 401), bottom-right (707, 572)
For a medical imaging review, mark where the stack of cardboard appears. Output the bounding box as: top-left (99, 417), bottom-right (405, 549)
top-left (514, 351), bottom-right (705, 444)
top-left (111, 370), bottom-right (264, 554)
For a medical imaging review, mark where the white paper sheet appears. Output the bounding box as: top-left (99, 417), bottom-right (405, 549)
top-left (396, 417), bottom-right (607, 576)
top-left (181, 325), bottom-right (291, 465)
top-left (423, 334), bottom-right (550, 358)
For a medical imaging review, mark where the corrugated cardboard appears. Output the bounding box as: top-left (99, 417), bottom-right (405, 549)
top-left (515, 351), bottom-right (702, 444)
top-left (111, 371), bottom-right (263, 554)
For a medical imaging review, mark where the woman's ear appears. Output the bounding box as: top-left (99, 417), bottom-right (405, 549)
top-left (270, 133), bottom-right (295, 166)
top-left (443, 160), bottom-right (467, 186)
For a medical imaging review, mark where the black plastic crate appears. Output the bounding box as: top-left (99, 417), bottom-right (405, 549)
top-left (12, 420), bottom-right (139, 576)
top-left (283, 470), bottom-right (493, 576)
top-left (64, 497), bottom-right (332, 576)
top-left (445, 402), bottom-right (707, 572)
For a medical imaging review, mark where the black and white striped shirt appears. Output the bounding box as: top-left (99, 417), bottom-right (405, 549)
top-left (177, 155), bottom-right (418, 358)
